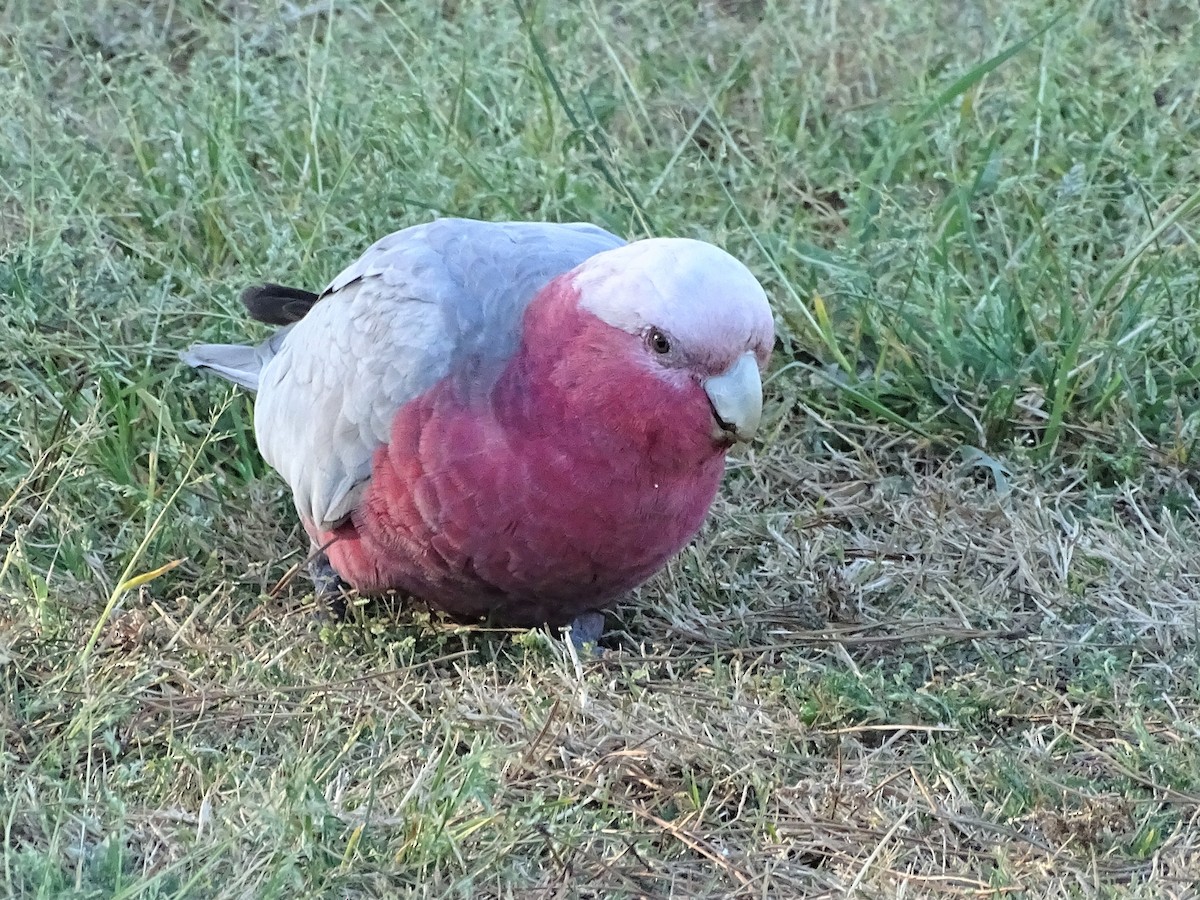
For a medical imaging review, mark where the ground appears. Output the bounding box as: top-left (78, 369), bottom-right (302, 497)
top-left (2, 0), bottom-right (1200, 896)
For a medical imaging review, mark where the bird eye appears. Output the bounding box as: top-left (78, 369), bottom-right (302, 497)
top-left (647, 327), bottom-right (672, 355)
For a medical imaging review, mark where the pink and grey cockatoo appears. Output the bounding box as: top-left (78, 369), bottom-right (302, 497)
top-left (183, 218), bottom-right (773, 643)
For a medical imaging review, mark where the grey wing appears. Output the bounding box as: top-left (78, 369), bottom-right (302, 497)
top-left (253, 218), bottom-right (625, 530)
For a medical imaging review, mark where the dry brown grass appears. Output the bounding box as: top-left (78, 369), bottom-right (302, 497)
top-left (8, 426), bottom-right (1200, 895)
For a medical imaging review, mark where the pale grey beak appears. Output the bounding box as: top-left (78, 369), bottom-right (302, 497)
top-left (703, 351), bottom-right (763, 443)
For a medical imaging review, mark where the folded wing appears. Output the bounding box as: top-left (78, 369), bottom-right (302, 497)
top-left (184, 218), bottom-right (624, 530)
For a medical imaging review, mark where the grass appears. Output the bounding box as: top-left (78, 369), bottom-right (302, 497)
top-left (2, 0), bottom-right (1200, 895)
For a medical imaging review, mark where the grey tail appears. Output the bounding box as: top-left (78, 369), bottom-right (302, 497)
top-left (180, 341), bottom-right (275, 391)
top-left (241, 283), bottom-right (321, 325)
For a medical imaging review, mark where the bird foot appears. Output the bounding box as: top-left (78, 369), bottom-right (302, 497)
top-left (566, 611), bottom-right (606, 653)
top-left (307, 548), bottom-right (351, 620)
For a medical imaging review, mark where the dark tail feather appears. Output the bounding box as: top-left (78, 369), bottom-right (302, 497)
top-left (241, 283), bottom-right (321, 325)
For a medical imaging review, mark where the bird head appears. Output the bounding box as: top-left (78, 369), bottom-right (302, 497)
top-left (563, 237), bottom-right (775, 455)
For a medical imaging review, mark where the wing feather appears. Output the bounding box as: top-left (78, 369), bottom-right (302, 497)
top-left (252, 218), bottom-right (624, 529)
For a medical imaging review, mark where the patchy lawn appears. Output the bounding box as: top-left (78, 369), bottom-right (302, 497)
top-left (2, 0), bottom-right (1199, 895)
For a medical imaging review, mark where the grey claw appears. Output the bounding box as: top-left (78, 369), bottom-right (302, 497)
top-left (307, 548), bottom-right (350, 619)
top-left (567, 611), bottom-right (606, 653)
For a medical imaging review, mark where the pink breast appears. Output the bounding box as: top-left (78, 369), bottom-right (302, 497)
top-left (308, 278), bottom-right (732, 626)
top-left (316, 381), bottom-right (724, 625)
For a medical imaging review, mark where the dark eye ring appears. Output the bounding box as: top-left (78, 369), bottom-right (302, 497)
top-left (647, 327), bottom-right (672, 355)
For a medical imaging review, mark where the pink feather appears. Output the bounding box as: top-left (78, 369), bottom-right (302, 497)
top-left (309, 275), bottom-right (730, 626)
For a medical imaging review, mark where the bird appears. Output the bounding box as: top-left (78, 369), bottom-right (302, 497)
top-left (182, 217), bottom-right (773, 645)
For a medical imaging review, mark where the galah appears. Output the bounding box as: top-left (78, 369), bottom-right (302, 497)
top-left (183, 218), bottom-right (773, 643)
